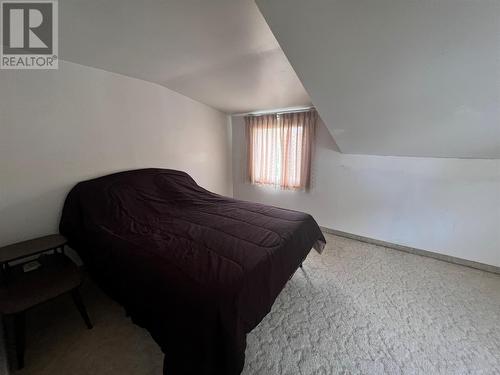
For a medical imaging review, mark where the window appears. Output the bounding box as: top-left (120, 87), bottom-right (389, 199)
top-left (245, 110), bottom-right (317, 190)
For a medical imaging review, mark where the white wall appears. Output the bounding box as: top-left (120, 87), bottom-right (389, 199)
top-left (232, 116), bottom-right (500, 268)
top-left (0, 61), bottom-right (232, 247)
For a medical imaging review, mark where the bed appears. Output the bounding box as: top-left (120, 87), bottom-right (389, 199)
top-left (59, 168), bottom-right (325, 374)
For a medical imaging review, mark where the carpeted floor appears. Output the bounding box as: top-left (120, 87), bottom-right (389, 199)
top-left (7, 233), bottom-right (500, 374)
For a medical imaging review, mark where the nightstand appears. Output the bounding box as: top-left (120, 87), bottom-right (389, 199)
top-left (0, 234), bottom-right (92, 370)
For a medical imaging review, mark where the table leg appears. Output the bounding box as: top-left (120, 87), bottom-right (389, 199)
top-left (14, 312), bottom-right (25, 369)
top-left (71, 288), bottom-right (93, 329)
top-left (0, 315), bottom-right (9, 373)
top-left (0, 264), bottom-right (5, 286)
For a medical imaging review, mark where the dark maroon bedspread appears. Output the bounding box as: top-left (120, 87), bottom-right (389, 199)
top-left (59, 169), bottom-right (325, 374)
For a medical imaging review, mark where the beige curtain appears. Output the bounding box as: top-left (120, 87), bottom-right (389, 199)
top-left (246, 110), bottom-right (317, 190)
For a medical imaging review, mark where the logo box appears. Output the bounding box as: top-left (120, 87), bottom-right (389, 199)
top-left (1, 0), bottom-right (58, 69)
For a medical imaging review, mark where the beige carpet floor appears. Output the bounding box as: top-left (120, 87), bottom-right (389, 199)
top-left (6, 233), bottom-right (500, 374)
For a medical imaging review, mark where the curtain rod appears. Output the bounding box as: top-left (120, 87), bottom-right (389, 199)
top-left (232, 106), bottom-right (315, 117)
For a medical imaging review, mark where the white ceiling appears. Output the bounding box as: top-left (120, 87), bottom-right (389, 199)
top-left (257, 0), bottom-right (500, 158)
top-left (60, 0), bottom-right (310, 114)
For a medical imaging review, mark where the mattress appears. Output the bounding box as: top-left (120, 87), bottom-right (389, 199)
top-left (60, 168), bottom-right (325, 374)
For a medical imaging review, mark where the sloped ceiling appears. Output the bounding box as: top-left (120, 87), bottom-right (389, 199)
top-left (59, 0), bottom-right (310, 114)
top-left (257, 0), bottom-right (500, 158)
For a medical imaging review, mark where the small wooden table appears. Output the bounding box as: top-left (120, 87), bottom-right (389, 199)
top-left (0, 234), bottom-right (92, 370)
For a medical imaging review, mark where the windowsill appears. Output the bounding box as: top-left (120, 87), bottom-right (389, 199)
top-left (250, 181), bottom-right (304, 192)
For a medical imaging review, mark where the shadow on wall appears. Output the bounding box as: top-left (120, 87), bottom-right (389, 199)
top-left (0, 184), bottom-right (73, 247)
top-left (309, 117), bottom-right (341, 189)
top-left (316, 117), bottom-right (340, 152)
